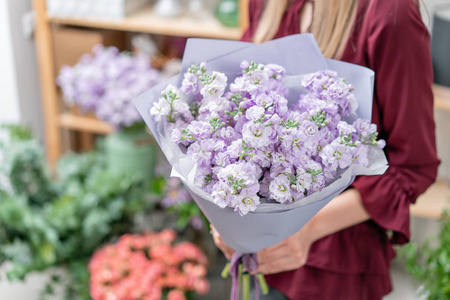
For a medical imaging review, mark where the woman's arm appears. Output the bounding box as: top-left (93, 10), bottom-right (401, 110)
top-left (256, 188), bottom-right (369, 274)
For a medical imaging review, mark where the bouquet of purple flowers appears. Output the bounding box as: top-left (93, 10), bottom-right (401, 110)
top-left (134, 34), bottom-right (388, 255)
top-left (150, 62), bottom-right (385, 217)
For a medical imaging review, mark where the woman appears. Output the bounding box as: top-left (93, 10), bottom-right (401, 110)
top-left (212, 0), bottom-right (440, 299)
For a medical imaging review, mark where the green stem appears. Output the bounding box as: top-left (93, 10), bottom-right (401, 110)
top-left (221, 262), bottom-right (231, 279)
top-left (258, 273), bottom-right (269, 295)
top-left (242, 273), bottom-right (250, 300)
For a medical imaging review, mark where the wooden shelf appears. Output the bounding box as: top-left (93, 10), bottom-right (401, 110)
top-left (48, 6), bottom-right (243, 40)
top-left (411, 180), bottom-right (450, 219)
top-left (433, 84), bottom-right (450, 111)
top-left (59, 112), bottom-right (113, 135)
top-left (34, 0), bottom-right (248, 167)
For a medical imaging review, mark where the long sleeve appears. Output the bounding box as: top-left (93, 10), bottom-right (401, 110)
top-left (350, 0), bottom-right (439, 244)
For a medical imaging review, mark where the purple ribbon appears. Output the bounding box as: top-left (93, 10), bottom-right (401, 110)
top-left (229, 252), bottom-right (260, 300)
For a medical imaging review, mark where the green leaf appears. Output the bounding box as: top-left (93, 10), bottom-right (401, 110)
top-left (38, 241), bottom-right (57, 265)
top-left (398, 211), bottom-right (450, 299)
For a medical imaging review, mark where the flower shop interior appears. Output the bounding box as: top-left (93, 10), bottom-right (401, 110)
top-left (1, 0), bottom-right (450, 299)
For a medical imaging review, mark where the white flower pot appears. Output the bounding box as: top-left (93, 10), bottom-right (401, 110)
top-left (153, 0), bottom-right (183, 18)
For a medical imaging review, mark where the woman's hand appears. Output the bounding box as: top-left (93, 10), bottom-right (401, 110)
top-left (257, 229), bottom-right (312, 275)
top-left (257, 188), bottom-right (369, 275)
top-left (211, 225), bottom-right (235, 260)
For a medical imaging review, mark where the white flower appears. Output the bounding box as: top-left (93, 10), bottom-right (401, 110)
top-left (149, 98), bottom-right (170, 121)
top-left (246, 106), bottom-right (265, 121)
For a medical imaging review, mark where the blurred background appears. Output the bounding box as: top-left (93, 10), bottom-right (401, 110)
top-left (0, 0), bottom-right (449, 299)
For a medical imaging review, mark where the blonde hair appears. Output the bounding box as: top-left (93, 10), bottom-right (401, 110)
top-left (253, 0), bottom-right (360, 59)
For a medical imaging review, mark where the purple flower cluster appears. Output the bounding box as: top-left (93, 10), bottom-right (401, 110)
top-left (57, 45), bottom-right (160, 129)
top-left (150, 61), bottom-right (385, 216)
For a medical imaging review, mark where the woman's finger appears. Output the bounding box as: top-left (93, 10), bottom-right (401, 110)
top-left (257, 251), bottom-right (308, 274)
top-left (258, 240), bottom-right (289, 257)
top-left (211, 227), bottom-right (234, 259)
top-left (257, 243), bottom-right (290, 265)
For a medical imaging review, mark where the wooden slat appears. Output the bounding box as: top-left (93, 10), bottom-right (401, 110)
top-left (78, 132), bottom-right (95, 152)
top-left (433, 84), bottom-right (450, 111)
top-left (33, 0), bottom-right (61, 168)
top-left (48, 6), bottom-right (243, 40)
top-left (59, 113), bottom-right (113, 134)
top-left (411, 180), bottom-right (450, 219)
top-left (239, 0), bottom-right (249, 32)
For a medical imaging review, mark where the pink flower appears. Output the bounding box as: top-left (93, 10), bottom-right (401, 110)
top-left (159, 229), bottom-right (177, 243)
top-left (167, 289), bottom-right (186, 300)
top-left (195, 278), bottom-right (210, 295)
top-left (89, 230), bottom-right (209, 300)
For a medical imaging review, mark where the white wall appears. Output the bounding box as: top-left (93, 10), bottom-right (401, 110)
top-left (0, 0), bottom-right (21, 123)
top-left (422, 0), bottom-right (450, 27)
top-left (0, 0), bottom-right (44, 141)
top-left (7, 0), bottom-right (44, 141)
top-left (423, 0), bottom-right (450, 180)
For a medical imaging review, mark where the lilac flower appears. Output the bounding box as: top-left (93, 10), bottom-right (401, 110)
top-left (195, 166), bottom-right (215, 192)
top-left (300, 120), bottom-right (319, 137)
top-left (234, 184), bottom-right (260, 216)
top-left (353, 145), bottom-right (370, 167)
top-left (272, 93), bottom-right (289, 116)
top-left (250, 147), bottom-right (273, 168)
top-left (230, 76), bottom-right (248, 93)
top-left (218, 126), bottom-right (241, 141)
top-left (150, 98), bottom-right (170, 122)
top-left (280, 130), bottom-right (305, 155)
top-left (240, 60), bottom-right (250, 70)
top-left (150, 85), bottom-right (192, 124)
top-left (295, 168), bottom-right (313, 193)
top-left (271, 151), bottom-right (292, 170)
top-left (340, 93), bottom-right (358, 116)
top-left (377, 139), bottom-right (386, 149)
top-left (243, 70), bottom-right (270, 95)
top-left (307, 175), bottom-right (325, 195)
top-left (162, 178), bottom-right (193, 208)
top-left (186, 139), bottom-right (215, 168)
top-left (302, 70), bottom-right (336, 93)
top-left (320, 141), bottom-right (353, 170)
top-left (269, 174), bottom-right (292, 204)
top-left (190, 216), bottom-right (204, 230)
top-left (170, 128), bottom-right (182, 144)
top-left (200, 71), bottom-right (227, 100)
top-left (337, 121), bottom-right (356, 136)
top-left (242, 123), bottom-right (274, 148)
top-left (198, 97), bottom-right (232, 118)
top-left (181, 72), bottom-right (200, 95)
top-left (213, 152), bottom-right (232, 170)
top-left (326, 80), bottom-right (353, 101)
top-left (265, 63), bottom-right (285, 79)
top-left (245, 106), bottom-right (265, 121)
top-left (226, 139), bottom-right (244, 160)
top-left (57, 45), bottom-right (160, 129)
top-left (186, 121), bottom-right (212, 140)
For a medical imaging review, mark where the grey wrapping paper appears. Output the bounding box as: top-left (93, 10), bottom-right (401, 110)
top-left (134, 34), bottom-right (388, 254)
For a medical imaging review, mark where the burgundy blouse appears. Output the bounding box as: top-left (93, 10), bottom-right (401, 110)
top-left (242, 0), bottom-right (439, 299)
